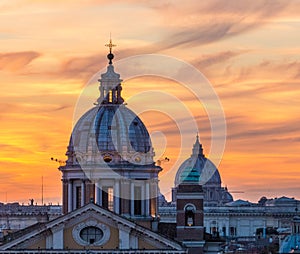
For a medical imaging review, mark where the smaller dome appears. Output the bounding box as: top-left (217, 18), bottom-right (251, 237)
top-left (222, 190), bottom-right (234, 203)
top-left (174, 135), bottom-right (233, 206)
top-left (225, 199), bottom-right (253, 207)
top-left (174, 136), bottom-right (221, 186)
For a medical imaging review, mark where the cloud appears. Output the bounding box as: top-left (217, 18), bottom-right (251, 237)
top-left (237, 60), bottom-right (300, 81)
top-left (206, 59), bottom-right (300, 102)
top-left (224, 115), bottom-right (300, 156)
top-left (147, 0), bottom-right (300, 57)
top-left (0, 144), bottom-right (30, 154)
top-left (143, 0), bottom-right (294, 50)
top-left (194, 50), bottom-right (248, 69)
top-left (0, 51), bottom-right (41, 71)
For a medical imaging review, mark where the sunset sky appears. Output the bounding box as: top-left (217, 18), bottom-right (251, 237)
top-left (1, 0), bottom-right (300, 205)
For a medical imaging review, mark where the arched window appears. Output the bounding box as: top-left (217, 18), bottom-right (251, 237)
top-left (184, 204), bottom-right (196, 226)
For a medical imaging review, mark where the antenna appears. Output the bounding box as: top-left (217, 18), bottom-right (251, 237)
top-left (42, 176), bottom-right (44, 205)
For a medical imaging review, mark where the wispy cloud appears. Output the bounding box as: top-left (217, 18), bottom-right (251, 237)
top-left (0, 51), bottom-right (40, 72)
top-left (194, 50), bottom-right (248, 69)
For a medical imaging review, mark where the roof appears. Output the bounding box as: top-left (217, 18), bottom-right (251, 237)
top-left (0, 203), bottom-right (184, 251)
top-left (265, 196), bottom-right (298, 206)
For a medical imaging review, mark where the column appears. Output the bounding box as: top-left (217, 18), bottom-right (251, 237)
top-left (46, 234), bottom-right (53, 249)
top-left (226, 218), bottom-right (230, 238)
top-left (249, 219), bottom-right (253, 237)
top-left (145, 182), bottom-right (150, 216)
top-left (52, 226), bottom-right (64, 249)
top-left (95, 181), bottom-right (100, 205)
top-left (130, 181), bottom-right (134, 216)
top-left (81, 180), bottom-right (85, 207)
top-left (150, 179), bottom-right (158, 217)
top-left (120, 180), bottom-right (130, 216)
top-left (129, 234), bottom-right (138, 249)
top-left (118, 225), bottom-right (130, 249)
top-left (68, 180), bottom-right (73, 213)
top-left (141, 183), bottom-right (145, 216)
top-left (99, 185), bottom-right (102, 206)
top-left (114, 180), bottom-right (120, 214)
top-left (62, 179), bottom-right (68, 214)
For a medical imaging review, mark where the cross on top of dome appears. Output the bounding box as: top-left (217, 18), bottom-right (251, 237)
top-left (105, 36), bottom-right (116, 65)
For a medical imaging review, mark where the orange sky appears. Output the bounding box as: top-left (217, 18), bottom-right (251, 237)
top-left (0, 0), bottom-right (300, 204)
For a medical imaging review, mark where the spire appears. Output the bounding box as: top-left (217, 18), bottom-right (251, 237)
top-left (105, 36), bottom-right (116, 65)
top-left (192, 133), bottom-right (204, 157)
top-left (96, 38), bottom-right (124, 105)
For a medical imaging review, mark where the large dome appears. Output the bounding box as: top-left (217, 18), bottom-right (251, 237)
top-left (65, 57), bottom-right (155, 167)
top-left (66, 104), bottom-right (154, 166)
top-left (95, 105), bottom-right (151, 153)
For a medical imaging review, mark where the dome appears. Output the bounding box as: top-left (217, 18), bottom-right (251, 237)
top-left (221, 190), bottom-right (234, 203)
top-left (94, 105), bottom-right (151, 153)
top-left (225, 199), bottom-right (253, 207)
top-left (174, 135), bottom-right (221, 186)
top-left (67, 104), bottom-right (154, 165)
top-left (65, 55), bottom-right (155, 166)
top-left (173, 135), bottom-right (233, 206)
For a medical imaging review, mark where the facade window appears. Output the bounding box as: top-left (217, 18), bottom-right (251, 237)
top-left (185, 205), bottom-right (195, 226)
top-left (76, 186), bottom-right (82, 209)
top-left (108, 187), bottom-right (114, 211)
top-left (210, 227), bottom-right (217, 234)
top-left (72, 221), bottom-right (110, 247)
top-left (102, 187), bottom-right (114, 211)
top-left (134, 186), bottom-right (142, 215)
top-left (80, 226), bottom-right (103, 244)
top-left (230, 226), bottom-right (236, 236)
top-left (222, 226), bottom-right (226, 236)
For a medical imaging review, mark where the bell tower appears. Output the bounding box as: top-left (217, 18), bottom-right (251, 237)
top-left (175, 166), bottom-right (205, 254)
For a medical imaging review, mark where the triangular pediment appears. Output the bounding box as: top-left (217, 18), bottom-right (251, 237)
top-left (1, 203), bottom-right (183, 251)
